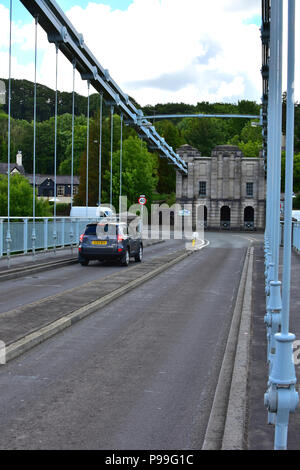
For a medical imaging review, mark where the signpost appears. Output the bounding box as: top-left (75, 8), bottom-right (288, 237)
top-left (138, 196), bottom-right (147, 206)
top-left (138, 195), bottom-right (147, 237)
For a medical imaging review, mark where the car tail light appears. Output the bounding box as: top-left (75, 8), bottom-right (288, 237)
top-left (79, 234), bottom-right (84, 242)
top-left (117, 234), bottom-right (123, 243)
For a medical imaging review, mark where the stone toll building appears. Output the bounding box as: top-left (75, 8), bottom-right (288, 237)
top-left (176, 145), bottom-right (266, 230)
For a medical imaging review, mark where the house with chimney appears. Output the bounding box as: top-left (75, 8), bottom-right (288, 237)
top-left (0, 151), bottom-right (80, 204)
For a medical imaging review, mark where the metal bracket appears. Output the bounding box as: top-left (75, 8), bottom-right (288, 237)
top-left (81, 66), bottom-right (98, 81)
top-left (48, 26), bottom-right (69, 45)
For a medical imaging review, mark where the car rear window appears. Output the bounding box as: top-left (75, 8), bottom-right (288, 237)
top-left (96, 223), bottom-right (117, 238)
top-left (84, 225), bottom-right (97, 235)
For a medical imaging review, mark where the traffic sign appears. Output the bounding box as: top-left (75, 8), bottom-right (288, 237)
top-left (178, 209), bottom-right (191, 217)
top-left (138, 196), bottom-right (147, 205)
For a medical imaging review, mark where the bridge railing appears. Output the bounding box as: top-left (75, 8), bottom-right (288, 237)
top-left (293, 222), bottom-right (300, 253)
top-left (280, 221), bottom-right (300, 252)
top-left (0, 217), bottom-right (94, 257)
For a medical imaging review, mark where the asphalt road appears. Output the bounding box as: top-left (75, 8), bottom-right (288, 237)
top-left (0, 239), bottom-right (184, 314)
top-left (0, 232), bottom-right (261, 449)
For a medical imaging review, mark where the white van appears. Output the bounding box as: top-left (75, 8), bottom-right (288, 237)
top-left (70, 206), bottom-right (114, 219)
top-left (292, 211), bottom-right (300, 222)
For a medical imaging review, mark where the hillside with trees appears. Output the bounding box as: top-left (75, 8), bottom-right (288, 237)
top-left (1, 78), bottom-right (299, 210)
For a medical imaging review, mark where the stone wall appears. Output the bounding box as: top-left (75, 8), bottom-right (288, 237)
top-left (176, 144), bottom-right (266, 230)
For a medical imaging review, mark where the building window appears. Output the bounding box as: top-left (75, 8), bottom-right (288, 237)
top-left (199, 181), bottom-right (207, 197)
top-left (57, 185), bottom-right (65, 196)
top-left (73, 186), bottom-right (78, 195)
top-left (246, 182), bottom-right (254, 198)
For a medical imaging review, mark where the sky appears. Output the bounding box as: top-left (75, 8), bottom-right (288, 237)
top-left (0, 0), bottom-right (298, 106)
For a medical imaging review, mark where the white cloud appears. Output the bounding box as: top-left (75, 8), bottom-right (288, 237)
top-left (0, 0), bottom-right (299, 107)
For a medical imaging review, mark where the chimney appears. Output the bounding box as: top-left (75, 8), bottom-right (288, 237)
top-left (16, 150), bottom-right (22, 167)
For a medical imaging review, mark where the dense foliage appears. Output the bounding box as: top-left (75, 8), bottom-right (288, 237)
top-left (1, 78), bottom-right (299, 207)
top-left (0, 174), bottom-right (51, 217)
top-left (74, 113), bottom-right (157, 208)
top-left (281, 152), bottom-right (300, 194)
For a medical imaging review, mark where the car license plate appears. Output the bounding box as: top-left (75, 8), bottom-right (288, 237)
top-left (92, 241), bottom-right (107, 245)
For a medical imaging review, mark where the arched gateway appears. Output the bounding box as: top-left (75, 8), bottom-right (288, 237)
top-left (220, 206), bottom-right (231, 229)
top-left (244, 206), bottom-right (255, 230)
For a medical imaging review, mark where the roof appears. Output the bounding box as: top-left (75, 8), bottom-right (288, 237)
top-left (25, 174), bottom-right (80, 185)
top-left (178, 144), bottom-right (196, 150)
top-left (0, 163), bottom-right (25, 175)
top-left (212, 145), bottom-right (241, 152)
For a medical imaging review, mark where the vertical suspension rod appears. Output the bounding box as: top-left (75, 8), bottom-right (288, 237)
top-left (282, 0), bottom-right (296, 335)
top-left (53, 44), bottom-right (58, 254)
top-left (32, 15), bottom-right (38, 259)
top-left (266, 0), bottom-right (276, 245)
top-left (86, 80), bottom-right (90, 216)
top-left (110, 105), bottom-right (114, 208)
top-left (98, 92), bottom-right (103, 208)
top-left (71, 60), bottom-right (76, 212)
top-left (70, 60), bottom-right (76, 251)
top-left (119, 112), bottom-right (123, 215)
top-left (6, 0), bottom-right (13, 268)
top-left (273, 0), bottom-right (283, 282)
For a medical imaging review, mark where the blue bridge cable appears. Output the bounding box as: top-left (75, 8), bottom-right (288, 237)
top-left (110, 105), bottom-right (114, 208)
top-left (264, 0), bottom-right (282, 427)
top-left (282, 0), bottom-right (296, 336)
top-left (273, 0), bottom-right (298, 450)
top-left (53, 44), bottom-right (59, 255)
top-left (6, 0), bottom-right (13, 268)
top-left (264, 0), bottom-right (299, 451)
top-left (86, 80), bottom-right (90, 216)
top-left (119, 112), bottom-right (123, 216)
top-left (265, 0), bottom-right (276, 247)
top-left (32, 15), bottom-right (38, 260)
top-left (98, 92), bottom-right (103, 208)
top-left (273, 0), bottom-right (283, 284)
top-left (70, 59), bottom-right (76, 251)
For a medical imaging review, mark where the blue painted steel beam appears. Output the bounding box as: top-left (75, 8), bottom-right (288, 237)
top-left (143, 113), bottom-right (261, 120)
top-left (19, 0), bottom-right (187, 174)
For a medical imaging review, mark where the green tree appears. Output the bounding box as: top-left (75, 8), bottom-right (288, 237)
top-left (237, 141), bottom-right (262, 157)
top-left (179, 117), bottom-right (230, 156)
top-left (154, 120), bottom-right (185, 193)
top-left (0, 174), bottom-right (51, 217)
top-left (58, 122), bottom-right (87, 175)
top-left (74, 112), bottom-right (136, 207)
top-left (103, 136), bottom-right (158, 209)
top-left (293, 193), bottom-right (300, 210)
top-left (281, 152), bottom-right (300, 194)
top-left (227, 121), bottom-right (262, 157)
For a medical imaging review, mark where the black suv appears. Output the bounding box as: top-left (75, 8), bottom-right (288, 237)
top-left (78, 221), bottom-right (143, 267)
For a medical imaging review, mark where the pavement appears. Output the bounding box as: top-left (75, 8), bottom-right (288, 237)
top-left (0, 240), bottom-right (188, 363)
top-left (5, 231), bottom-right (299, 450)
top-left (0, 232), bottom-right (252, 450)
top-left (247, 244), bottom-right (300, 450)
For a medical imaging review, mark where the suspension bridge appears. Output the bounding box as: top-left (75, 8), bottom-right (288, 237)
top-left (0, 0), bottom-right (299, 451)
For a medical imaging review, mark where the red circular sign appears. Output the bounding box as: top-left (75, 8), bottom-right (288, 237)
top-left (138, 196), bottom-right (147, 205)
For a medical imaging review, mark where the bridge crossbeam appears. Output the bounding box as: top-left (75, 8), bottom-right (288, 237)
top-left (19, 0), bottom-right (187, 174)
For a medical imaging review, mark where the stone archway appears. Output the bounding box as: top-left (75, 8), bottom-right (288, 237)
top-left (220, 206), bottom-right (231, 229)
top-left (204, 206), bottom-right (208, 228)
top-left (244, 206), bottom-right (255, 230)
